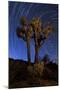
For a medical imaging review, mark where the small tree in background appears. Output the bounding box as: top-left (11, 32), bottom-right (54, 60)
top-left (42, 54), bottom-right (50, 64)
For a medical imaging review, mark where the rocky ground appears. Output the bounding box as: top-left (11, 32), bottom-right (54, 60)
top-left (9, 58), bottom-right (58, 89)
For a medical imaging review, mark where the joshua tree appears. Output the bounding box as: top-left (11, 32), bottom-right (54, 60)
top-left (16, 16), bottom-right (53, 64)
top-left (16, 17), bottom-right (33, 64)
top-left (30, 17), bottom-right (53, 64)
top-left (30, 17), bottom-right (41, 63)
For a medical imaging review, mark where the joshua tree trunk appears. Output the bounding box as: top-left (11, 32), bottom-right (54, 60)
top-left (34, 29), bottom-right (39, 63)
top-left (35, 44), bottom-right (39, 63)
top-left (26, 36), bottom-right (31, 64)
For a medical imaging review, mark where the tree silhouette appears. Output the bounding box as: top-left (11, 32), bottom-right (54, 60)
top-left (42, 54), bottom-right (50, 64)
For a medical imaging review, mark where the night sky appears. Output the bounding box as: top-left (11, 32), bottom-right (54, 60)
top-left (9, 1), bottom-right (58, 63)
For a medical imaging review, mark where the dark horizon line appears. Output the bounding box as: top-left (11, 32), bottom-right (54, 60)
top-left (9, 57), bottom-right (58, 64)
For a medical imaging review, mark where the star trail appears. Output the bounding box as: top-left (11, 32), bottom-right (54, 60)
top-left (9, 1), bottom-right (58, 63)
